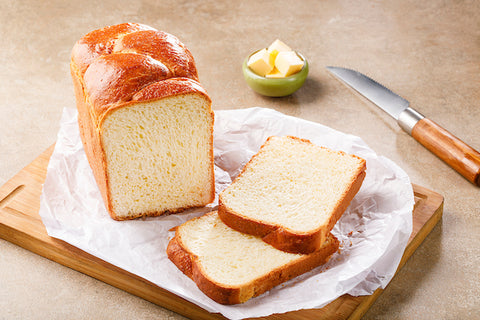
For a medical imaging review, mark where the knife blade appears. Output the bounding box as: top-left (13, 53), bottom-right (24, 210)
top-left (327, 66), bottom-right (480, 186)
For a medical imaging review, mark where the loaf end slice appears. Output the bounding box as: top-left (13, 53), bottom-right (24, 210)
top-left (218, 136), bottom-right (366, 254)
top-left (167, 211), bottom-right (339, 305)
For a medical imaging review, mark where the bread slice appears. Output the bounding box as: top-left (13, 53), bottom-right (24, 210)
top-left (218, 136), bottom-right (366, 254)
top-left (70, 23), bottom-right (215, 220)
top-left (167, 211), bottom-right (339, 305)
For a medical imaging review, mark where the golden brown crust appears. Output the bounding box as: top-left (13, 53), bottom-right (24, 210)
top-left (83, 52), bottom-right (172, 114)
top-left (71, 23), bottom-right (199, 121)
top-left (218, 136), bottom-right (366, 254)
top-left (217, 205), bottom-right (326, 254)
top-left (71, 61), bottom-right (112, 216)
top-left (132, 77), bottom-right (210, 102)
top-left (167, 211), bottom-right (340, 305)
top-left (72, 23), bottom-right (156, 76)
top-left (115, 30), bottom-right (198, 81)
top-left (71, 23), bottom-right (214, 220)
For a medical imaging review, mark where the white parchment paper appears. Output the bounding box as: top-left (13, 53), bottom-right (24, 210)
top-left (39, 107), bottom-right (414, 319)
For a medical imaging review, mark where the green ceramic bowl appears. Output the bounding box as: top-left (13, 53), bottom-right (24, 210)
top-left (242, 51), bottom-right (308, 97)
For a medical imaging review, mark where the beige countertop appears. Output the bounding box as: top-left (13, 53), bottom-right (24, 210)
top-left (1, 1), bottom-right (479, 319)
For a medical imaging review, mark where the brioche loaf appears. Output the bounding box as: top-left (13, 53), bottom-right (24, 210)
top-left (70, 23), bottom-right (214, 220)
top-left (167, 211), bottom-right (339, 305)
top-left (218, 136), bottom-right (366, 254)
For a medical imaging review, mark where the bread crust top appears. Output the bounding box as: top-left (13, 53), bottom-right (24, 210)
top-left (71, 23), bottom-right (201, 123)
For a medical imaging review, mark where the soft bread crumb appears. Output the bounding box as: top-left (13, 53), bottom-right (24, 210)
top-left (220, 136), bottom-right (366, 232)
top-left (179, 212), bottom-right (304, 285)
top-left (102, 94), bottom-right (213, 218)
top-left (168, 211), bottom-right (339, 304)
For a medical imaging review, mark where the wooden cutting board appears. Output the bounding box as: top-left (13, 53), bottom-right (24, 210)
top-left (0, 145), bottom-right (443, 320)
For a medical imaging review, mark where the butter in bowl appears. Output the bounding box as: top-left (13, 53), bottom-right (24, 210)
top-left (243, 39), bottom-right (309, 97)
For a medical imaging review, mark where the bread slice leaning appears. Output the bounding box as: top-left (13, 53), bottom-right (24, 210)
top-left (167, 211), bottom-right (339, 305)
top-left (218, 136), bottom-right (366, 254)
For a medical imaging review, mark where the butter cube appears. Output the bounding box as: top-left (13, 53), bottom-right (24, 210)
top-left (247, 48), bottom-right (274, 76)
top-left (274, 51), bottom-right (304, 77)
top-left (267, 39), bottom-right (292, 57)
top-left (265, 67), bottom-right (285, 79)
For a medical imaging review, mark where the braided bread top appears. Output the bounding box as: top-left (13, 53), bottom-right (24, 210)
top-left (71, 23), bottom-right (201, 116)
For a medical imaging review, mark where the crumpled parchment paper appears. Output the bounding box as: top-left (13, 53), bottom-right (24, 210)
top-left (39, 107), bottom-right (414, 319)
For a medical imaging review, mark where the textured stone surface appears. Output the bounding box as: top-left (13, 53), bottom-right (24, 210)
top-left (1, 0), bottom-right (479, 319)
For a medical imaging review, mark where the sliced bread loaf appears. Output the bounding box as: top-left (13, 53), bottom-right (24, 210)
top-left (218, 136), bottom-right (366, 254)
top-left (167, 211), bottom-right (339, 305)
top-left (70, 23), bottom-right (215, 220)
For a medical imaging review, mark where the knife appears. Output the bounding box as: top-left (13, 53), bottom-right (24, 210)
top-left (326, 66), bottom-right (480, 187)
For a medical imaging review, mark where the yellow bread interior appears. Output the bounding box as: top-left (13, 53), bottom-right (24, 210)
top-left (101, 94), bottom-right (213, 218)
top-left (177, 212), bottom-right (336, 286)
top-left (220, 136), bottom-right (366, 233)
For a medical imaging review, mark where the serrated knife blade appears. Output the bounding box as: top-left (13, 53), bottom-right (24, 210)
top-left (326, 66), bottom-right (410, 120)
top-left (327, 66), bottom-right (480, 186)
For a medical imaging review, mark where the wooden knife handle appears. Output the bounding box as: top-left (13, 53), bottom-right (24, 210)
top-left (411, 118), bottom-right (480, 186)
